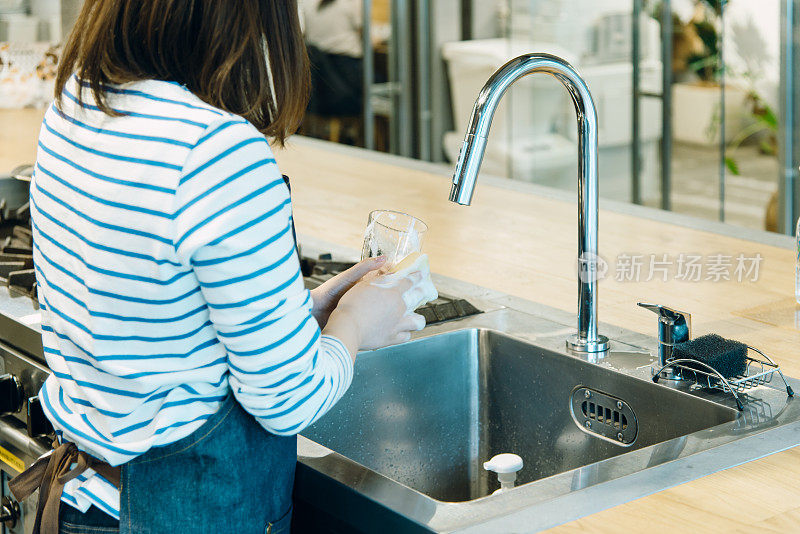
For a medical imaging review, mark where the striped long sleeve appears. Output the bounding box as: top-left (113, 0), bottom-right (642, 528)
top-left (31, 76), bottom-right (353, 518)
top-left (173, 119), bottom-right (354, 435)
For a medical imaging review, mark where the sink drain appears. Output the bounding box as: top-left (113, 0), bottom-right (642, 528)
top-left (570, 387), bottom-right (638, 446)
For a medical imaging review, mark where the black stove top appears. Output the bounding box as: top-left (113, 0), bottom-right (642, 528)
top-left (301, 253), bottom-right (481, 326)
top-left (0, 200), bottom-right (36, 302)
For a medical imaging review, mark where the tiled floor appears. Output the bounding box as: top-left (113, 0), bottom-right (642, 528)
top-left (649, 143), bottom-right (779, 231)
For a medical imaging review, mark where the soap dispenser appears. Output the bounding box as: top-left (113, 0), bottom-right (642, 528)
top-left (637, 302), bottom-right (692, 380)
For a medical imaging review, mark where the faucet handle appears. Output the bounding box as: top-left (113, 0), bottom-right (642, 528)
top-left (637, 302), bottom-right (692, 345)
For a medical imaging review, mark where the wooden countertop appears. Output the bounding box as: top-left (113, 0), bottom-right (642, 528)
top-left (5, 108), bottom-right (800, 531)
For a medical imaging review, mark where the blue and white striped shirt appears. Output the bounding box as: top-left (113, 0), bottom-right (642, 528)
top-left (31, 76), bottom-right (354, 518)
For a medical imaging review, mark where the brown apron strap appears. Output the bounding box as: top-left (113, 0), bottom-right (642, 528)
top-left (8, 441), bottom-right (120, 534)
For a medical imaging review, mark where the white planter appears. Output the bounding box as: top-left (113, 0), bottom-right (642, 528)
top-left (672, 82), bottom-right (749, 146)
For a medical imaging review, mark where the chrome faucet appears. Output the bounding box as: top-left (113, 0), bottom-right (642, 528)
top-left (449, 53), bottom-right (609, 353)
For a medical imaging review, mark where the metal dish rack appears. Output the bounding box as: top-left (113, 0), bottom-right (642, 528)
top-left (652, 346), bottom-right (795, 411)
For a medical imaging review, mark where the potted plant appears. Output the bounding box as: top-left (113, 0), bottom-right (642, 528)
top-left (670, 0), bottom-right (749, 145)
top-left (723, 89), bottom-right (779, 230)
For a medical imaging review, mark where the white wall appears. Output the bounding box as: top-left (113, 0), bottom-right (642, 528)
top-left (482, 0), bottom-right (781, 108)
top-left (672, 0), bottom-right (779, 107)
top-left (506, 0), bottom-right (638, 59)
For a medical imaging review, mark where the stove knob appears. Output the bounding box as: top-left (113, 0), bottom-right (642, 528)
top-left (26, 396), bottom-right (53, 437)
top-left (0, 374), bottom-right (24, 415)
top-left (0, 496), bottom-right (19, 529)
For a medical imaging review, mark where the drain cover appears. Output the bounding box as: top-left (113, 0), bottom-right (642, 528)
top-left (570, 387), bottom-right (638, 446)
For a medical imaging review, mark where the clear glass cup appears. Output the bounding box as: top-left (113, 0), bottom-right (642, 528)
top-left (361, 210), bottom-right (428, 267)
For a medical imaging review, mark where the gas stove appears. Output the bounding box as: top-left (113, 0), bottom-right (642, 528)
top-left (0, 196), bottom-right (50, 532)
top-left (0, 199), bottom-right (51, 433)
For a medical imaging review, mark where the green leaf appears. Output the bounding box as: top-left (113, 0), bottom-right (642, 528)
top-left (694, 20), bottom-right (719, 54)
top-left (687, 53), bottom-right (720, 82)
top-left (725, 156), bottom-right (740, 175)
top-left (760, 104), bottom-right (778, 130)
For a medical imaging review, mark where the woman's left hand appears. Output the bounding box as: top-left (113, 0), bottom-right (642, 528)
top-left (311, 256), bottom-right (387, 328)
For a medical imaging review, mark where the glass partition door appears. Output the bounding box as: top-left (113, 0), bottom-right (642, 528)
top-left (488, 0), bottom-right (790, 234)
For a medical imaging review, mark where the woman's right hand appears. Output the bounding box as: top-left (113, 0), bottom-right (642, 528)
top-left (324, 271), bottom-right (427, 356)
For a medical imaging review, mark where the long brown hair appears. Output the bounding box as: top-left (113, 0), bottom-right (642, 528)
top-left (55, 0), bottom-right (310, 145)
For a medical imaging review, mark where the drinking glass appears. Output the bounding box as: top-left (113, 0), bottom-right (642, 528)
top-left (361, 210), bottom-right (428, 267)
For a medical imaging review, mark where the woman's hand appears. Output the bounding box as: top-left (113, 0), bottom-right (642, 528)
top-left (311, 256), bottom-right (387, 328)
top-left (323, 272), bottom-right (427, 360)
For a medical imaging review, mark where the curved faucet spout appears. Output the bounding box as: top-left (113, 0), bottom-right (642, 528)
top-left (449, 53), bottom-right (609, 353)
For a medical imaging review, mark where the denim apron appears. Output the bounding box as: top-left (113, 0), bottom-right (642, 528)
top-left (58, 394), bottom-right (296, 534)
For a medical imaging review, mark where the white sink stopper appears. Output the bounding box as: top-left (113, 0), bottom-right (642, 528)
top-left (483, 453), bottom-right (523, 494)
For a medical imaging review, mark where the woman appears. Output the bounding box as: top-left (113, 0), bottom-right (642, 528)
top-left (11, 1), bottom-right (429, 533)
top-left (300, 0), bottom-right (364, 117)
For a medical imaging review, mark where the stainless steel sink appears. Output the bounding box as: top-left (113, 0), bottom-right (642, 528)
top-left (294, 302), bottom-right (800, 533)
top-left (302, 329), bottom-right (736, 503)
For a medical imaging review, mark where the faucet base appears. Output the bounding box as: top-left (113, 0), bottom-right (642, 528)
top-left (566, 333), bottom-right (610, 353)
top-left (656, 367), bottom-right (687, 381)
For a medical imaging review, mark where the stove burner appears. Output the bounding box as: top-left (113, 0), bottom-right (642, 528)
top-left (0, 199), bottom-right (36, 301)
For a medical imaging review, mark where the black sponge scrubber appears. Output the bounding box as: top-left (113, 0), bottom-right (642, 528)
top-left (672, 334), bottom-right (748, 379)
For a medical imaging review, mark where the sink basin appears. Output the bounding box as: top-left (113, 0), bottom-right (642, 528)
top-left (294, 307), bottom-right (800, 533)
top-left (302, 329), bottom-right (737, 502)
